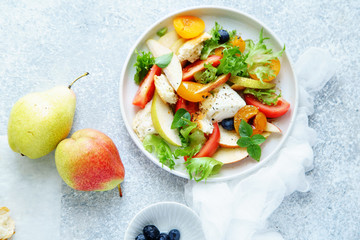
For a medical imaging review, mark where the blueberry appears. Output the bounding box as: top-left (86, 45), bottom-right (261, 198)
top-left (168, 229), bottom-right (180, 240)
top-left (135, 233), bottom-right (146, 240)
top-left (159, 233), bottom-right (170, 240)
top-left (220, 118), bottom-right (235, 131)
top-left (143, 225), bottom-right (160, 240)
top-left (218, 29), bottom-right (230, 44)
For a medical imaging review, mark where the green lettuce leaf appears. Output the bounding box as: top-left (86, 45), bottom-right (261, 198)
top-left (185, 157), bottom-right (224, 182)
top-left (200, 22), bottom-right (236, 60)
top-left (194, 63), bottom-right (218, 84)
top-left (133, 50), bottom-right (155, 85)
top-left (245, 29), bottom-right (285, 83)
top-left (143, 134), bottom-right (175, 169)
top-left (217, 46), bottom-right (248, 76)
top-left (243, 88), bottom-right (281, 105)
top-left (174, 129), bottom-right (206, 158)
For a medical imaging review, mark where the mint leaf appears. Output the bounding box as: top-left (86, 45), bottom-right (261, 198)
top-left (185, 157), bottom-right (223, 182)
top-left (155, 52), bottom-right (173, 68)
top-left (143, 134), bottom-right (176, 169)
top-left (134, 50), bottom-right (155, 84)
top-left (247, 144), bottom-right (261, 161)
top-left (251, 134), bottom-right (266, 145)
top-left (157, 27), bottom-right (168, 37)
top-left (239, 120), bottom-right (253, 137)
top-left (237, 136), bottom-right (252, 147)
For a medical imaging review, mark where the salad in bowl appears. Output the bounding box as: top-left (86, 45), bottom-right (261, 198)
top-left (120, 7), bottom-right (297, 182)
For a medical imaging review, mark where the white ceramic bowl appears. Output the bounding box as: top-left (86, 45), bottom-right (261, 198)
top-left (124, 202), bottom-right (205, 240)
top-left (119, 6), bottom-right (298, 181)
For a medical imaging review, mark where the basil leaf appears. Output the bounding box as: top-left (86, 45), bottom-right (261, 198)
top-left (251, 134), bottom-right (266, 145)
top-left (171, 108), bottom-right (191, 129)
top-left (155, 52), bottom-right (173, 68)
top-left (239, 120), bottom-right (253, 137)
top-left (157, 27), bottom-right (168, 37)
top-left (247, 144), bottom-right (261, 162)
top-left (237, 136), bottom-right (252, 148)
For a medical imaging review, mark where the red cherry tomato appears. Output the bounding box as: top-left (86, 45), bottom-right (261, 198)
top-left (244, 94), bottom-right (290, 118)
top-left (175, 97), bottom-right (199, 118)
top-left (193, 122), bottom-right (220, 158)
top-left (182, 55), bottom-right (222, 81)
top-left (132, 65), bottom-right (162, 108)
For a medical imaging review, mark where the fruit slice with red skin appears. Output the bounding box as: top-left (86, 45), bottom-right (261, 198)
top-left (132, 65), bottom-right (162, 108)
top-left (193, 122), bottom-right (220, 158)
top-left (55, 129), bottom-right (125, 191)
top-left (244, 94), bottom-right (290, 118)
top-left (182, 55), bottom-right (222, 81)
top-left (175, 97), bottom-right (199, 118)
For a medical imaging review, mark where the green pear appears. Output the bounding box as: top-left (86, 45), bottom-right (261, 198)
top-left (7, 73), bottom-right (89, 159)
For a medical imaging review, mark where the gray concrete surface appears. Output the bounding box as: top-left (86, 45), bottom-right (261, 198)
top-left (0, 0), bottom-right (358, 239)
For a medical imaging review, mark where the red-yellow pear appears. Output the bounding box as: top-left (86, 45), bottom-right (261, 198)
top-left (55, 129), bottom-right (125, 192)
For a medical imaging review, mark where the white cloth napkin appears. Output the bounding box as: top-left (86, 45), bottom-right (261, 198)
top-left (184, 48), bottom-right (337, 240)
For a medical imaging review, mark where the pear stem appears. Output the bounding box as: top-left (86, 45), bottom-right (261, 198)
top-left (118, 184), bottom-right (123, 198)
top-left (68, 72), bottom-right (89, 89)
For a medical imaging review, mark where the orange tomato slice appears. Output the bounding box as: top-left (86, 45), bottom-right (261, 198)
top-left (230, 36), bottom-right (246, 53)
top-left (173, 16), bottom-right (205, 39)
top-left (177, 81), bottom-right (210, 102)
top-left (249, 58), bottom-right (281, 82)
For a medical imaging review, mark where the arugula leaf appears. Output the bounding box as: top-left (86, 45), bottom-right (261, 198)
top-left (143, 134), bottom-right (175, 169)
top-left (194, 63), bottom-right (218, 84)
top-left (216, 47), bottom-right (248, 76)
top-left (157, 27), bottom-right (168, 37)
top-left (243, 88), bottom-right (281, 106)
top-left (133, 50), bottom-right (155, 85)
top-left (185, 157), bottom-right (223, 182)
top-left (155, 52), bottom-right (173, 68)
top-left (245, 28), bottom-right (285, 83)
top-left (200, 22), bottom-right (236, 60)
top-left (237, 120), bottom-right (267, 162)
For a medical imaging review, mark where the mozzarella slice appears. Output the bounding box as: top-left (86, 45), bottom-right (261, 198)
top-left (200, 84), bottom-right (246, 122)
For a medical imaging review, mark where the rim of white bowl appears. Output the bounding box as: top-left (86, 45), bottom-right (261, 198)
top-left (119, 5), bottom-right (299, 182)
